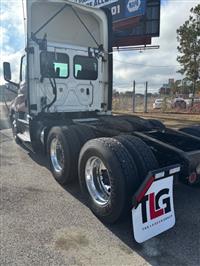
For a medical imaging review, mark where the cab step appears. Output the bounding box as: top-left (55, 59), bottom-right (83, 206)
top-left (17, 132), bottom-right (31, 142)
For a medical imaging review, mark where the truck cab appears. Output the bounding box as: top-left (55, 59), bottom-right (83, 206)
top-left (3, 0), bottom-right (112, 145)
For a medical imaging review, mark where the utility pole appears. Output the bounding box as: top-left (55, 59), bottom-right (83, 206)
top-left (144, 82), bottom-right (148, 113)
top-left (133, 80), bottom-right (136, 113)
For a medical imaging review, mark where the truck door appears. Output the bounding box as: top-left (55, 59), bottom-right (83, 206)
top-left (17, 55), bottom-right (28, 115)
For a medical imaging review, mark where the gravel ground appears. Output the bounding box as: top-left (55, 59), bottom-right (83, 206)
top-left (115, 111), bottom-right (199, 130)
top-left (0, 106), bottom-right (200, 265)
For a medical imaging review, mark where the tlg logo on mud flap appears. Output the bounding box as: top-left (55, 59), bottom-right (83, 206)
top-left (132, 170), bottom-right (178, 243)
top-left (140, 188), bottom-right (171, 223)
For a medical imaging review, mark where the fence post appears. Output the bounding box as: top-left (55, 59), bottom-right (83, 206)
top-left (144, 81), bottom-right (148, 113)
top-left (133, 80), bottom-right (136, 113)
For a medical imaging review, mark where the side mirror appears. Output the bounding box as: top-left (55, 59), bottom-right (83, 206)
top-left (3, 62), bottom-right (11, 81)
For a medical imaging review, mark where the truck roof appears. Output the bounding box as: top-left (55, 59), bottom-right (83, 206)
top-left (27, 0), bottom-right (109, 50)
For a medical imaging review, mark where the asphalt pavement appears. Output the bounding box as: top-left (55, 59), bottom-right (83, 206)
top-left (0, 106), bottom-right (200, 265)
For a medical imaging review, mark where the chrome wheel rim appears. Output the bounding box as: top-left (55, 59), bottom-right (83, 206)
top-left (85, 157), bottom-right (111, 206)
top-left (50, 138), bottom-right (65, 174)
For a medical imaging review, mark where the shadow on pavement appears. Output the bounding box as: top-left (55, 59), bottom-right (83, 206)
top-left (27, 144), bottom-right (200, 265)
top-left (28, 151), bottom-right (49, 168)
top-left (62, 180), bottom-right (200, 266)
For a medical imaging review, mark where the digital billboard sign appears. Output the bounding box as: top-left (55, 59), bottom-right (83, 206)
top-left (72, 0), bottom-right (160, 47)
top-left (73, 0), bottom-right (146, 22)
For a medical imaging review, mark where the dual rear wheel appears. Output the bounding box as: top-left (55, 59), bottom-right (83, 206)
top-left (79, 136), bottom-right (158, 223)
top-left (47, 126), bottom-right (158, 223)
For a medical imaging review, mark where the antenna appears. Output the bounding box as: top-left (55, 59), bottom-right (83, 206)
top-left (21, 0), bottom-right (26, 46)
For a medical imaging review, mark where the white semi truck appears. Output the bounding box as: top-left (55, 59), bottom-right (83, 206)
top-left (3, 0), bottom-right (200, 243)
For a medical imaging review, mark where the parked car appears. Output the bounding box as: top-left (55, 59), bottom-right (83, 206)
top-left (153, 98), bottom-right (163, 109)
top-left (171, 98), bottom-right (186, 109)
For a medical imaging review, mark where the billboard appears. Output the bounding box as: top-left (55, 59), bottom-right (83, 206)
top-left (73, 0), bottom-right (146, 22)
top-left (72, 0), bottom-right (160, 47)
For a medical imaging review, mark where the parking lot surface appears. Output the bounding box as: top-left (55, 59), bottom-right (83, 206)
top-left (0, 113), bottom-right (200, 266)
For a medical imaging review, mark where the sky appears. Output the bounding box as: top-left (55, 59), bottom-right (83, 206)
top-left (0, 0), bottom-right (199, 93)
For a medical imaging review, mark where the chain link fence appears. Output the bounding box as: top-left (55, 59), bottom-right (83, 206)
top-left (113, 91), bottom-right (200, 114)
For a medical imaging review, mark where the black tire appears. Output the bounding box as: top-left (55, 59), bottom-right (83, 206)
top-left (179, 126), bottom-right (200, 138)
top-left (99, 116), bottom-right (133, 132)
top-left (115, 136), bottom-right (152, 181)
top-left (63, 126), bottom-right (82, 180)
top-left (47, 126), bottom-right (80, 185)
top-left (78, 137), bottom-right (139, 224)
top-left (119, 115), bottom-right (151, 131)
top-left (148, 119), bottom-right (166, 131)
top-left (125, 135), bottom-right (158, 172)
top-left (73, 125), bottom-right (96, 145)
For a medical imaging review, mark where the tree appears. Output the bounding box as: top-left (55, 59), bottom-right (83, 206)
top-left (177, 4), bottom-right (200, 104)
top-left (170, 80), bottom-right (181, 95)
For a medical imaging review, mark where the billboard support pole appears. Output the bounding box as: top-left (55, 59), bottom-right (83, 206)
top-left (144, 82), bottom-right (148, 113)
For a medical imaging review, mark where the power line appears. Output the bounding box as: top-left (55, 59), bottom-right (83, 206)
top-left (163, 0), bottom-right (199, 2)
top-left (113, 58), bottom-right (180, 68)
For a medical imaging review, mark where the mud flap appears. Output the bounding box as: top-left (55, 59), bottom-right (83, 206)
top-left (132, 165), bottom-right (181, 243)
